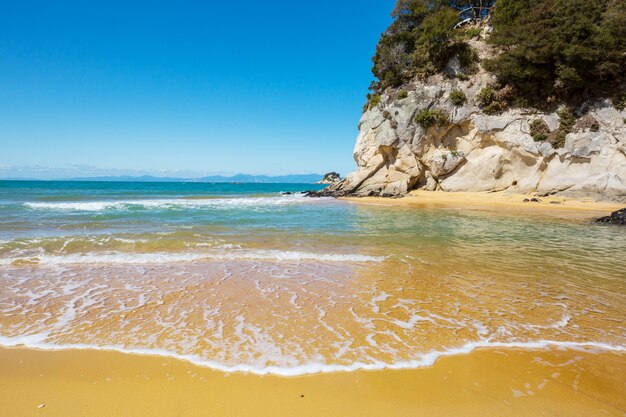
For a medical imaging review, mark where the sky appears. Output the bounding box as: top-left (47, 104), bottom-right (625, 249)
top-left (0, 1), bottom-right (395, 179)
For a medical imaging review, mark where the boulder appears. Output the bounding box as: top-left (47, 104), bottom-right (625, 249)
top-left (595, 208), bottom-right (626, 225)
top-left (318, 172), bottom-right (342, 185)
top-left (426, 150), bottom-right (465, 178)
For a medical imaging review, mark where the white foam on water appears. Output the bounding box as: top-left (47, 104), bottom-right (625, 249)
top-left (23, 195), bottom-right (328, 212)
top-left (0, 250), bottom-right (386, 265)
top-left (0, 235), bottom-right (227, 252)
top-left (553, 313), bottom-right (571, 329)
top-left (0, 333), bottom-right (623, 376)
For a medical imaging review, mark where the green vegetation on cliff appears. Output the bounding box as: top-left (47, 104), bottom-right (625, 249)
top-left (372, 0), bottom-right (490, 91)
top-left (487, 0), bottom-right (626, 105)
top-left (369, 0), bottom-right (625, 108)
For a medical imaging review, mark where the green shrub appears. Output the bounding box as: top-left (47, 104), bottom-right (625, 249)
top-left (529, 119), bottom-right (550, 142)
top-left (450, 89), bottom-right (467, 106)
top-left (553, 131), bottom-right (567, 149)
top-left (557, 106), bottom-right (576, 129)
top-left (370, 93), bottom-right (381, 108)
top-left (483, 101), bottom-right (502, 115)
top-left (552, 106), bottom-right (576, 148)
top-left (613, 95), bottom-right (626, 111)
top-left (512, 97), bottom-right (529, 109)
top-left (464, 27), bottom-right (482, 40)
top-left (415, 108), bottom-right (449, 128)
top-left (364, 93), bottom-right (382, 112)
top-left (477, 87), bottom-right (495, 107)
top-left (476, 85), bottom-right (508, 114)
top-left (397, 89), bottom-right (408, 100)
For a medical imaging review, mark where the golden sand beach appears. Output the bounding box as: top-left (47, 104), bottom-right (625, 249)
top-left (342, 190), bottom-right (625, 219)
top-left (1, 346), bottom-right (625, 417)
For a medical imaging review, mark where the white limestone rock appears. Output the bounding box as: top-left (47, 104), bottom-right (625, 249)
top-left (426, 150), bottom-right (466, 178)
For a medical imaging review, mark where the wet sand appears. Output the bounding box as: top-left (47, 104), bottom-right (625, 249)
top-left (342, 190), bottom-right (624, 219)
top-left (1, 346), bottom-right (624, 417)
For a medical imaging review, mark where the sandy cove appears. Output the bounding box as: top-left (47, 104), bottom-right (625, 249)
top-left (1, 346), bottom-right (625, 417)
top-left (341, 190), bottom-right (624, 220)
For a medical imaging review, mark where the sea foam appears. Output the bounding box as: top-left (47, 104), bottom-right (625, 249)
top-left (0, 333), bottom-right (623, 376)
top-left (23, 195), bottom-right (325, 211)
top-left (0, 250), bottom-right (386, 266)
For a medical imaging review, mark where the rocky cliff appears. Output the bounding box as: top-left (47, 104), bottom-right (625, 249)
top-left (329, 38), bottom-right (626, 201)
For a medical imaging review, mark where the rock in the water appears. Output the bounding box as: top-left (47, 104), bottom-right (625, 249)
top-left (303, 188), bottom-right (343, 198)
top-left (318, 172), bottom-right (342, 184)
top-left (595, 208), bottom-right (626, 225)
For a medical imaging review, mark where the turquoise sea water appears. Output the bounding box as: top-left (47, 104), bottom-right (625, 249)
top-left (1, 180), bottom-right (624, 274)
top-left (0, 180), bottom-right (328, 242)
top-left (0, 180), bottom-right (625, 374)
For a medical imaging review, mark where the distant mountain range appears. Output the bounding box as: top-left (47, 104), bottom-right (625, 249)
top-left (1, 174), bottom-right (326, 184)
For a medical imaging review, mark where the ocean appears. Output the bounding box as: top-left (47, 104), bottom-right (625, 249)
top-left (0, 180), bottom-right (624, 375)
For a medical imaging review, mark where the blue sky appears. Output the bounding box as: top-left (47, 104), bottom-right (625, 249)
top-left (0, 1), bottom-right (394, 178)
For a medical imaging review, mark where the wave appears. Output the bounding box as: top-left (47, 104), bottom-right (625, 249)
top-left (0, 333), bottom-right (622, 376)
top-left (23, 195), bottom-right (324, 212)
top-left (0, 250), bottom-right (386, 266)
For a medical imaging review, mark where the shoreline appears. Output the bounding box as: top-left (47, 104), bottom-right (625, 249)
top-left (0, 336), bottom-right (623, 377)
top-left (341, 190), bottom-right (624, 219)
top-left (2, 345), bottom-right (624, 417)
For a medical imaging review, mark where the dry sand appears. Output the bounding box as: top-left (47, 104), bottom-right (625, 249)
top-left (342, 190), bottom-right (624, 220)
top-left (1, 346), bottom-right (624, 417)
